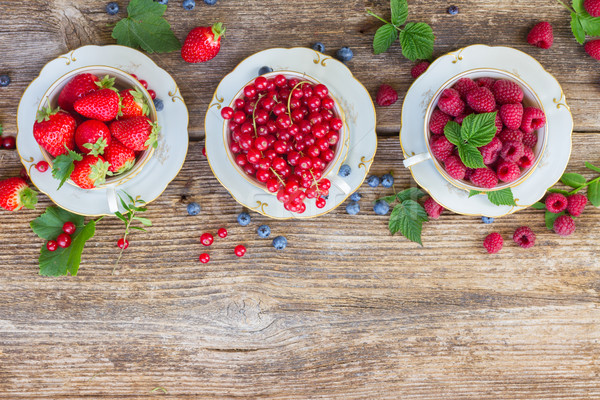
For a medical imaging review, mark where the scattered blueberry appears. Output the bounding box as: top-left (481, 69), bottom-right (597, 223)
top-left (346, 201), bottom-right (360, 215)
top-left (336, 46), bottom-right (354, 62)
top-left (367, 175), bottom-right (380, 187)
top-left (105, 2), bottom-right (119, 15)
top-left (322, 194), bottom-right (329, 200)
top-left (257, 224), bottom-right (271, 238)
top-left (186, 202), bottom-right (201, 216)
top-left (338, 164), bottom-right (351, 177)
top-left (373, 200), bottom-right (390, 215)
top-left (350, 192), bottom-right (362, 202)
top-left (155, 0), bottom-right (168, 4)
top-left (0, 75), bottom-right (10, 87)
top-left (482, 216), bottom-right (495, 224)
top-left (381, 173), bottom-right (394, 188)
top-left (153, 98), bottom-right (164, 111)
top-left (258, 66), bottom-right (273, 75)
top-left (204, 0), bottom-right (217, 4)
top-left (447, 5), bottom-right (459, 15)
top-left (273, 235), bottom-right (287, 250)
top-left (312, 42), bottom-right (325, 52)
top-left (237, 212), bottom-right (251, 226)
top-left (182, 0), bottom-right (195, 10)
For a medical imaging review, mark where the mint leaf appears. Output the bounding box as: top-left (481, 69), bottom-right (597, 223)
top-left (398, 22), bottom-right (434, 61)
top-left (585, 161), bottom-right (600, 173)
top-left (545, 211), bottom-right (565, 230)
top-left (389, 200), bottom-right (428, 245)
top-left (573, 0), bottom-right (584, 13)
top-left (461, 112), bottom-right (496, 146)
top-left (396, 187), bottom-right (426, 203)
top-left (561, 172), bottom-right (587, 188)
top-left (571, 13), bottom-right (586, 44)
top-left (588, 180), bottom-right (600, 207)
top-left (458, 143), bottom-right (485, 169)
top-left (111, 0), bottom-right (181, 54)
top-left (391, 0), bottom-right (408, 26)
top-left (531, 202), bottom-right (546, 210)
top-left (444, 121), bottom-right (462, 146)
top-left (469, 190), bottom-right (483, 198)
top-left (373, 24), bottom-right (398, 54)
top-left (579, 14), bottom-right (600, 36)
top-left (39, 220), bottom-right (96, 276)
top-left (30, 207), bottom-right (84, 240)
top-left (487, 188), bottom-right (516, 206)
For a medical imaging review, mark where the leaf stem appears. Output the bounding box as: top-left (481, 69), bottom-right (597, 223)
top-left (366, 10), bottom-right (392, 26)
top-left (555, 0), bottom-right (576, 13)
top-left (569, 175), bottom-right (600, 195)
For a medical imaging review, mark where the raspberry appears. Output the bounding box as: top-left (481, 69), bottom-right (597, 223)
top-left (430, 135), bottom-right (455, 162)
top-left (517, 146), bottom-right (535, 169)
top-left (500, 140), bottom-right (525, 163)
top-left (454, 107), bottom-right (473, 124)
top-left (553, 215), bottom-right (576, 236)
top-left (498, 128), bottom-right (524, 143)
top-left (492, 80), bottom-right (524, 104)
top-left (499, 103), bottom-right (523, 130)
top-left (476, 77), bottom-right (495, 89)
top-left (444, 155), bottom-right (467, 180)
top-left (464, 168), bottom-right (475, 180)
top-left (437, 88), bottom-right (465, 117)
top-left (470, 168), bottom-right (498, 189)
top-left (521, 107), bottom-right (546, 133)
top-left (522, 131), bottom-right (538, 148)
top-left (479, 137), bottom-right (502, 165)
top-left (423, 197), bottom-right (444, 219)
top-left (495, 113), bottom-right (503, 135)
top-left (411, 61), bottom-right (430, 79)
top-left (452, 78), bottom-right (478, 99)
top-left (375, 84), bottom-right (398, 106)
top-left (527, 22), bottom-right (554, 49)
top-left (584, 39), bottom-right (600, 60)
top-left (429, 109), bottom-right (452, 134)
top-left (496, 160), bottom-right (521, 182)
top-left (566, 193), bottom-right (587, 217)
top-left (585, 0), bottom-right (600, 17)
top-left (545, 192), bottom-right (568, 213)
top-left (483, 232), bottom-right (503, 254)
top-left (465, 87), bottom-right (496, 113)
top-left (513, 226), bottom-right (536, 249)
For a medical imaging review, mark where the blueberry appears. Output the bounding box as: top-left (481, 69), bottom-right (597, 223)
top-left (381, 173), bottom-right (394, 188)
top-left (106, 2), bottom-right (119, 15)
top-left (258, 66), bottom-right (273, 75)
top-left (338, 164), bottom-right (351, 177)
top-left (367, 175), bottom-right (380, 187)
top-left (257, 224), bottom-right (271, 238)
top-left (272, 235), bottom-right (287, 250)
top-left (204, 0), bottom-right (217, 4)
top-left (312, 42), bottom-right (325, 52)
top-left (153, 98), bottom-right (164, 111)
top-left (182, 0), bottom-right (195, 10)
top-left (350, 192), bottom-right (362, 202)
top-left (155, 0), bottom-right (168, 4)
top-left (447, 5), bottom-right (459, 15)
top-left (336, 46), bottom-right (353, 62)
top-left (346, 201), bottom-right (360, 215)
top-left (0, 75), bottom-right (10, 87)
top-left (237, 212), bottom-right (251, 226)
top-left (186, 202), bottom-right (201, 216)
top-left (373, 200), bottom-right (390, 215)
top-left (482, 216), bottom-right (495, 224)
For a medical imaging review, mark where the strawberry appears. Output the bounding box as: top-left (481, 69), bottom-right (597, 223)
top-left (104, 140), bottom-right (136, 174)
top-left (70, 155), bottom-right (109, 189)
top-left (0, 177), bottom-right (38, 211)
top-left (58, 73), bottom-right (100, 112)
top-left (181, 23), bottom-right (225, 63)
top-left (109, 116), bottom-right (159, 151)
top-left (73, 76), bottom-right (120, 121)
top-left (75, 120), bottom-right (111, 155)
top-left (33, 105), bottom-right (77, 157)
top-left (119, 88), bottom-right (149, 118)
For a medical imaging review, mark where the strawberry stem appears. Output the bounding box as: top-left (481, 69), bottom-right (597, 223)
top-left (555, 0), bottom-right (575, 13)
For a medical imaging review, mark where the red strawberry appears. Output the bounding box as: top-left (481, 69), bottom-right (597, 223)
top-left (58, 73), bottom-right (100, 112)
top-left (119, 88), bottom-right (149, 118)
top-left (585, 0), bottom-right (600, 17)
top-left (584, 39), bottom-right (600, 60)
top-left (75, 120), bottom-right (111, 155)
top-left (70, 155), bottom-right (109, 189)
top-left (0, 177), bottom-right (38, 211)
top-left (527, 22), bottom-right (553, 49)
top-left (109, 116), bottom-right (159, 151)
top-left (181, 23), bottom-right (225, 63)
top-left (73, 76), bottom-right (120, 121)
top-left (33, 105), bottom-right (77, 157)
top-left (104, 140), bottom-right (136, 174)
top-left (499, 103), bottom-right (523, 130)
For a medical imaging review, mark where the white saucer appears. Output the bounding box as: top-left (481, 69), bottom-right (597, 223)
top-left (204, 47), bottom-right (377, 219)
top-left (16, 45), bottom-right (189, 216)
top-left (400, 45), bottom-right (573, 217)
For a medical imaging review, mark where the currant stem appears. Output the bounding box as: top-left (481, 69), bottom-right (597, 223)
top-left (252, 93), bottom-right (265, 138)
top-left (287, 80), bottom-right (312, 119)
top-left (269, 167), bottom-right (286, 186)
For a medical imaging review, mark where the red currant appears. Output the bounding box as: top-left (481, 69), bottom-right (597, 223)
top-left (36, 161), bottom-right (49, 172)
top-left (62, 221), bottom-right (76, 235)
top-left (316, 197), bottom-right (327, 208)
top-left (20, 167), bottom-right (28, 180)
top-left (308, 112), bottom-right (323, 125)
top-left (254, 136), bottom-right (269, 151)
top-left (199, 253), bottom-right (210, 263)
top-left (56, 233), bottom-right (71, 248)
top-left (257, 158), bottom-right (271, 170)
top-left (307, 145), bottom-right (320, 158)
top-left (235, 98), bottom-right (245, 109)
top-left (235, 154), bottom-right (247, 166)
top-left (243, 164), bottom-right (257, 175)
top-left (277, 189), bottom-right (290, 203)
top-left (254, 76), bottom-right (268, 91)
top-left (148, 89), bottom-right (157, 99)
top-left (46, 240), bottom-right (58, 252)
top-left (139, 79), bottom-right (148, 89)
top-left (319, 179), bottom-right (331, 190)
top-left (233, 111), bottom-right (247, 124)
top-left (217, 228), bottom-right (228, 238)
top-left (322, 148), bottom-right (335, 162)
top-left (200, 233), bottom-right (214, 246)
top-left (244, 84), bottom-right (257, 98)
top-left (302, 85), bottom-right (313, 98)
top-left (276, 114), bottom-right (292, 130)
top-left (230, 141), bottom-right (241, 154)
top-left (256, 169), bottom-right (271, 182)
top-left (221, 106), bottom-right (234, 119)
top-left (274, 75), bottom-right (287, 87)
top-left (321, 96), bottom-right (335, 110)
top-left (291, 108), bottom-right (304, 123)
top-left (266, 79), bottom-right (276, 91)
top-left (1, 136), bottom-right (16, 150)
top-left (264, 149), bottom-right (277, 160)
top-left (277, 129), bottom-right (291, 142)
top-left (272, 103), bottom-right (287, 116)
top-left (297, 156), bottom-right (312, 170)
top-left (321, 109), bottom-right (334, 121)
top-left (117, 238), bottom-right (129, 249)
top-left (273, 140), bottom-right (288, 154)
top-left (240, 122), bottom-right (254, 135)
top-left (330, 118), bottom-right (343, 131)
top-left (326, 131), bottom-right (339, 146)
top-left (307, 95), bottom-right (321, 110)
top-left (254, 109), bottom-right (269, 125)
top-left (130, 73), bottom-right (138, 80)
top-left (288, 78), bottom-right (300, 89)
top-left (261, 97), bottom-right (275, 111)
top-left (234, 245), bottom-right (246, 257)
top-left (314, 84), bottom-right (329, 98)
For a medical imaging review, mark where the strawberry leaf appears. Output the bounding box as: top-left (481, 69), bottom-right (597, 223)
top-left (52, 148), bottom-right (83, 190)
top-left (391, 0), bottom-right (408, 26)
top-left (373, 24), bottom-right (398, 55)
top-left (486, 188), bottom-right (516, 206)
top-left (398, 22), bottom-right (434, 61)
top-left (571, 13), bottom-right (586, 44)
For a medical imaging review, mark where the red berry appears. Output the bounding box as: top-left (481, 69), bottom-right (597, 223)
top-left (19, 167), bottom-right (28, 181)
top-left (217, 228), bottom-right (228, 238)
top-left (517, 146), bottom-right (535, 169)
top-left (496, 160), bottom-right (521, 183)
top-left (202, 147), bottom-right (207, 156)
top-left (566, 193), bottom-right (587, 217)
top-left (56, 233), bottom-right (71, 248)
top-left (492, 80), bottom-right (524, 105)
top-left (527, 21), bottom-right (554, 49)
top-left (429, 109), bottom-right (452, 135)
top-left (423, 197), bottom-right (444, 219)
top-left (499, 103), bottom-right (523, 130)
top-left (62, 221), bottom-right (76, 235)
top-left (585, 0), bottom-right (600, 16)
top-left (522, 132), bottom-right (538, 149)
top-left (35, 161), bottom-right (49, 172)
top-left (483, 232), bottom-right (503, 254)
top-left (199, 253), bottom-right (210, 263)
top-left (498, 128), bottom-right (524, 143)
top-left (234, 244), bottom-right (246, 257)
top-left (147, 89), bottom-right (157, 100)
top-left (233, 111), bottom-right (247, 124)
top-left (513, 226), bottom-right (536, 249)
top-left (315, 197), bottom-right (326, 208)
top-left (545, 193), bottom-right (568, 213)
top-left (1, 136), bottom-right (16, 149)
top-left (465, 87), bottom-right (496, 113)
top-left (476, 77), bottom-right (496, 90)
top-left (200, 232), bottom-right (214, 246)
top-left (479, 137), bottom-right (502, 165)
top-left (117, 238), bottom-right (129, 249)
top-left (139, 79), bottom-right (148, 89)
top-left (469, 168), bottom-right (498, 189)
top-left (221, 106), bottom-right (234, 119)
top-left (314, 84), bottom-right (328, 98)
top-left (411, 61), bottom-right (430, 79)
top-left (375, 84), bottom-right (398, 107)
top-left (500, 140), bottom-right (525, 163)
top-left (585, 39), bottom-right (600, 60)
top-left (430, 135), bottom-right (454, 163)
top-left (130, 73), bottom-right (138, 80)
top-left (46, 240), bottom-right (58, 252)
top-left (452, 78), bottom-right (478, 99)
top-left (521, 107), bottom-right (546, 133)
top-left (437, 88), bottom-right (465, 117)
top-left (444, 155), bottom-right (467, 180)
top-left (553, 215), bottom-right (576, 236)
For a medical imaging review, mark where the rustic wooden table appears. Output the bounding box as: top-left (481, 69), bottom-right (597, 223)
top-left (1, 1), bottom-right (600, 398)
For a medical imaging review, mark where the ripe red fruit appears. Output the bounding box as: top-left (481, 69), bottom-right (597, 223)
top-left (513, 226), bottom-right (536, 249)
top-left (492, 80), bottom-right (524, 105)
top-left (200, 232), bottom-right (214, 246)
top-left (375, 84), bottom-right (398, 107)
top-left (70, 155), bottom-right (109, 189)
top-left (469, 168), bottom-right (498, 189)
top-left (75, 119), bottom-right (111, 155)
top-left (181, 23), bottom-right (226, 63)
top-left (117, 238), bottom-right (129, 250)
top-left (234, 244), bottom-right (246, 257)
top-left (35, 161), bottom-right (49, 173)
top-left (0, 177), bottom-right (38, 211)
top-left (423, 197), bottom-right (444, 219)
top-left (1, 136), bottom-right (16, 150)
top-left (585, 0), bottom-right (600, 17)
top-left (429, 109), bottom-right (452, 135)
top-left (56, 233), bottom-right (72, 248)
top-left (545, 193), bottom-right (568, 213)
top-left (452, 78), bottom-right (478, 99)
top-left (521, 107), bottom-right (546, 133)
top-left (566, 193), bottom-right (587, 217)
top-left (483, 232), bottom-right (503, 254)
top-left (46, 240), bottom-right (58, 252)
top-left (109, 116), bottom-right (158, 151)
top-left (33, 106), bottom-right (77, 157)
top-left (437, 88), bottom-right (465, 117)
top-left (527, 22), bottom-right (554, 49)
top-left (148, 89), bottom-right (157, 100)
top-left (217, 228), bottom-right (228, 238)
top-left (62, 221), bottom-right (76, 235)
top-left (58, 73), bottom-right (100, 112)
top-left (499, 103), bottom-right (523, 130)
top-left (74, 87), bottom-right (120, 121)
top-left (411, 61), bottom-right (430, 79)
top-left (103, 140), bottom-right (136, 175)
top-left (465, 87), bottom-right (496, 113)
top-left (553, 215), bottom-right (576, 236)
top-left (584, 39), bottom-right (600, 60)
top-left (199, 253), bottom-right (210, 263)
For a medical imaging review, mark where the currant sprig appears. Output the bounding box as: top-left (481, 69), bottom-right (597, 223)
top-left (113, 192), bottom-right (152, 273)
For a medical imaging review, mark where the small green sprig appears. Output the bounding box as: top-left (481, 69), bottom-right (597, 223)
top-left (367, 0), bottom-right (435, 61)
top-left (377, 187), bottom-right (428, 245)
top-left (558, 0), bottom-right (600, 44)
top-left (113, 192), bottom-right (152, 273)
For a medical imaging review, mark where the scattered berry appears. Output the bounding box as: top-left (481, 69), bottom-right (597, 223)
top-left (153, 98), bottom-right (164, 111)
top-left (181, 23), bottom-right (224, 63)
top-left (447, 5), bottom-right (459, 14)
top-left (346, 201), bottom-right (360, 215)
top-left (202, 147), bottom-right (206, 156)
top-left (500, 140), bottom-right (525, 163)
top-left (367, 176), bottom-right (380, 187)
top-left (527, 21), bottom-right (554, 49)
top-left (465, 87), bottom-right (496, 113)
top-left (411, 61), bottom-right (430, 79)
top-left (57, 233), bottom-right (72, 249)
top-left (584, 39), bottom-right (600, 60)
top-left (521, 107), bottom-right (546, 133)
top-left (566, 193), bottom-right (587, 217)
top-left (513, 226), bottom-right (536, 249)
top-left (483, 232), bottom-right (503, 254)
top-left (438, 88), bottom-right (465, 117)
top-left (336, 46), bottom-right (353, 62)
top-left (482, 216), bottom-right (494, 224)
top-left (117, 238), bottom-right (129, 249)
top-left (0, 177), bottom-right (37, 211)
top-left (258, 66), bottom-right (273, 75)
top-left (553, 215), bottom-right (576, 236)
top-left (234, 244), bottom-right (246, 257)
top-left (585, 0), bottom-right (600, 16)
top-left (499, 103), bottom-right (523, 130)
top-left (63, 221), bottom-right (76, 235)
top-left (373, 200), bottom-right (390, 215)
top-left (221, 106), bottom-right (234, 119)
top-left (200, 232), bottom-right (214, 246)
top-left (429, 109), bottom-right (452, 135)
top-left (430, 134), bottom-right (454, 162)
top-left (105, 2), bottom-right (119, 15)
top-left (187, 202), bottom-right (201, 216)
top-left (545, 192), bottom-right (568, 213)
top-left (375, 84), bottom-right (398, 106)
top-left (0, 74), bottom-right (10, 87)
top-left (272, 236), bottom-right (287, 250)
top-left (350, 192), bottom-right (362, 201)
top-left (46, 240), bottom-right (58, 252)
top-left (1, 136), bottom-right (16, 150)
top-left (312, 42), bottom-right (325, 52)
top-left (381, 173), bottom-right (394, 188)
top-left (424, 197), bottom-right (444, 219)
top-left (138, 79), bottom-right (148, 89)
top-left (257, 224), bottom-right (271, 238)
top-left (338, 164), bottom-right (351, 177)
top-left (182, 0), bottom-right (195, 10)
top-left (496, 160), bottom-right (521, 183)
top-left (199, 253), bottom-right (210, 263)
top-left (469, 168), bottom-right (498, 189)
top-left (237, 212), bottom-right (251, 226)
top-left (19, 168), bottom-right (28, 181)
top-left (204, 0), bottom-right (217, 4)
top-left (444, 155), bottom-right (467, 180)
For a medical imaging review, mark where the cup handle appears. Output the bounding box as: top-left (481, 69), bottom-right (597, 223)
top-left (329, 175), bottom-right (352, 195)
top-left (403, 152), bottom-right (431, 168)
top-left (107, 187), bottom-right (119, 214)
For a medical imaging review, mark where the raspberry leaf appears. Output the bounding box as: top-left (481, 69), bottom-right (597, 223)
top-left (460, 112), bottom-right (496, 146)
top-left (571, 13), bottom-right (586, 44)
top-left (388, 200), bottom-right (428, 245)
top-left (30, 207), bottom-right (84, 240)
top-left (444, 121), bottom-right (462, 146)
top-left (377, 194), bottom-right (398, 204)
top-left (457, 143), bottom-right (485, 169)
top-left (373, 24), bottom-right (398, 55)
top-left (487, 188), bottom-right (516, 206)
top-left (545, 210), bottom-right (565, 230)
top-left (561, 172), bottom-right (586, 188)
top-left (398, 22), bottom-right (435, 61)
top-left (573, 0), bottom-right (584, 13)
top-left (585, 161), bottom-right (600, 173)
top-left (395, 187), bottom-right (425, 203)
top-left (531, 202), bottom-right (547, 210)
top-left (588, 180), bottom-right (600, 207)
top-left (391, 0), bottom-right (408, 26)
top-left (579, 14), bottom-right (600, 36)
top-left (468, 190), bottom-right (482, 198)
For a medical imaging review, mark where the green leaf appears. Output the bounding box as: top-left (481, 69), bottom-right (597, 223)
top-left (377, 194), bottom-right (398, 204)
top-left (398, 22), bottom-right (434, 61)
top-left (573, 0), bottom-right (584, 13)
top-left (396, 187), bottom-right (426, 203)
top-left (561, 172), bottom-right (587, 188)
top-left (114, 211), bottom-right (128, 223)
top-left (390, 0), bottom-right (408, 26)
top-left (486, 188), bottom-right (516, 206)
top-left (547, 187), bottom-right (570, 195)
top-left (458, 143), bottom-right (486, 169)
top-left (373, 24), bottom-right (398, 54)
top-left (134, 217), bottom-right (152, 226)
top-left (585, 161), bottom-right (600, 173)
top-left (588, 180), bottom-right (600, 207)
top-left (469, 190), bottom-right (483, 198)
top-left (531, 202), bottom-right (546, 210)
top-left (111, 0), bottom-right (181, 54)
top-left (571, 13), bottom-right (586, 44)
top-left (130, 226), bottom-right (147, 232)
top-left (460, 112), bottom-right (497, 146)
top-left (39, 220), bottom-right (96, 276)
top-left (30, 207), bottom-right (84, 240)
top-left (388, 200), bottom-right (428, 245)
top-left (52, 149), bottom-right (82, 190)
top-left (579, 14), bottom-right (600, 36)
top-left (444, 121), bottom-right (462, 146)
top-left (545, 211), bottom-right (565, 230)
